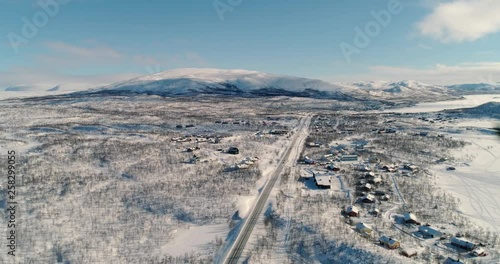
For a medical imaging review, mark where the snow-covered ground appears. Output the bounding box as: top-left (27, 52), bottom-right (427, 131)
top-left (385, 94), bottom-right (500, 113)
top-left (157, 223), bottom-right (229, 257)
top-left (434, 131), bottom-right (500, 232)
top-left (390, 94), bottom-right (500, 232)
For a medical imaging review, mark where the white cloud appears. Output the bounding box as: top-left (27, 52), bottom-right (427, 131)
top-left (0, 67), bottom-right (140, 91)
top-left (418, 43), bottom-right (433, 50)
top-left (370, 62), bottom-right (500, 84)
top-left (0, 40), bottom-right (213, 90)
top-left (45, 41), bottom-right (123, 61)
top-left (417, 0), bottom-right (500, 43)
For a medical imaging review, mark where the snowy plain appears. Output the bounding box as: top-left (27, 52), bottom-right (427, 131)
top-left (387, 94), bottom-right (500, 233)
top-left (385, 94), bottom-right (500, 113)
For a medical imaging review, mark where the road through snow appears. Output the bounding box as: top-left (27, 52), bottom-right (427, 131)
top-left (222, 115), bottom-right (312, 264)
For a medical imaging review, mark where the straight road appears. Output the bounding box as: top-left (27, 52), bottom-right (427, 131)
top-left (222, 115), bottom-right (311, 264)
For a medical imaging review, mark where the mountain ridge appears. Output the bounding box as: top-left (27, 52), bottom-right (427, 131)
top-left (3, 68), bottom-right (500, 101)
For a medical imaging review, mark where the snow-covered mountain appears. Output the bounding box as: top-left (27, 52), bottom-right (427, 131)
top-left (83, 68), bottom-right (355, 100)
top-left (447, 83), bottom-right (500, 94)
top-left (4, 68), bottom-right (498, 101)
top-left (338, 80), bottom-right (453, 101)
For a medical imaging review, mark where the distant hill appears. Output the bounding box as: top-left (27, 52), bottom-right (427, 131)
top-left (75, 68), bottom-right (461, 103)
top-left (339, 80), bottom-right (454, 102)
top-left (446, 102), bottom-right (500, 119)
top-left (3, 68), bottom-right (499, 102)
top-left (447, 83), bottom-right (500, 95)
top-left (79, 68), bottom-right (353, 100)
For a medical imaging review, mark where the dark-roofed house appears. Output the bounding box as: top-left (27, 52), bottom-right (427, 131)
top-left (450, 237), bottom-right (476, 251)
top-left (418, 225), bottom-right (443, 238)
top-left (227, 147), bottom-right (239, 155)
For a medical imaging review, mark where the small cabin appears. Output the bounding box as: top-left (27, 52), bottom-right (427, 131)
top-left (361, 194), bottom-right (375, 203)
top-left (356, 222), bottom-right (372, 235)
top-left (379, 235), bottom-right (400, 249)
top-left (404, 212), bottom-right (420, 225)
top-left (345, 205), bottom-right (360, 217)
top-left (227, 147), bottom-right (240, 155)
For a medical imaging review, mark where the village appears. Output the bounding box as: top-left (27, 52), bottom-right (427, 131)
top-left (289, 113), bottom-right (498, 264)
top-left (166, 110), bottom-right (499, 263)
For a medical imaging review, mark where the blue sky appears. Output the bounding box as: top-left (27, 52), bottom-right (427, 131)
top-left (1, 0), bottom-right (500, 88)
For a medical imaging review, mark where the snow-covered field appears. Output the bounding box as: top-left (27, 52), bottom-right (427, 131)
top-left (389, 95), bottom-right (500, 232)
top-left (0, 89), bottom-right (498, 263)
top-left (435, 130), bottom-right (500, 232)
top-left (386, 94), bottom-right (500, 113)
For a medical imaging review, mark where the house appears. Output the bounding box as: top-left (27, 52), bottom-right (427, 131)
top-left (358, 165), bottom-right (371, 172)
top-left (404, 212), bottom-right (420, 225)
top-left (450, 237), bottom-right (476, 251)
top-left (330, 144), bottom-right (349, 154)
top-left (403, 164), bottom-right (419, 172)
top-left (340, 155), bottom-right (358, 162)
top-left (303, 156), bottom-right (315, 164)
top-left (227, 147), bottom-right (239, 155)
top-left (307, 142), bottom-right (321, 148)
top-left (365, 172), bottom-right (376, 178)
top-left (321, 154), bottom-right (334, 161)
top-left (209, 137), bottom-right (221, 144)
top-left (236, 164), bottom-right (250, 170)
top-left (443, 257), bottom-right (464, 264)
top-left (380, 194), bottom-right (391, 201)
top-left (326, 163), bottom-right (340, 171)
top-left (314, 173), bottom-right (332, 189)
top-left (359, 183), bottom-right (373, 192)
top-left (370, 208), bottom-right (380, 216)
top-left (401, 248), bottom-right (417, 258)
top-left (345, 205), bottom-right (360, 217)
top-left (418, 225), bottom-right (443, 238)
top-left (270, 129), bottom-right (288, 135)
top-left (382, 164), bottom-right (397, 172)
top-left (471, 247), bottom-right (487, 257)
top-left (368, 176), bottom-right (382, 185)
top-left (356, 222), bottom-right (372, 235)
top-left (361, 194), bottom-right (375, 203)
top-left (379, 235), bottom-right (400, 249)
